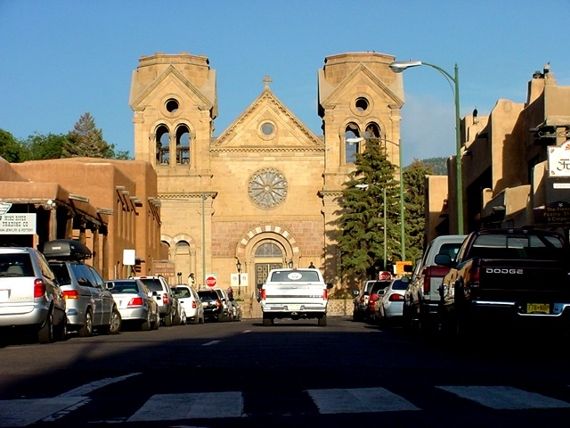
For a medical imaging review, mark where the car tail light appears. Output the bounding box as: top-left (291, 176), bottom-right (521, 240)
top-left (192, 301), bottom-right (197, 308)
top-left (423, 265), bottom-right (451, 294)
top-left (34, 279), bottom-right (46, 298)
top-left (323, 289), bottom-right (328, 300)
top-left (369, 293), bottom-right (380, 302)
top-left (469, 259), bottom-right (481, 288)
top-left (389, 293), bottom-right (404, 302)
top-left (260, 289), bottom-right (266, 300)
top-left (63, 289), bottom-right (79, 300)
top-left (162, 293), bottom-right (169, 305)
top-left (128, 297), bottom-right (144, 307)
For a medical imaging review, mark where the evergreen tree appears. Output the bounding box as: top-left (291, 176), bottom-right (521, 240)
top-left (63, 113), bottom-right (113, 158)
top-left (403, 160), bottom-right (433, 263)
top-left (336, 139), bottom-right (400, 283)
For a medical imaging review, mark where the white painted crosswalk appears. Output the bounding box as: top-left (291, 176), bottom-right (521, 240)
top-left (1, 384), bottom-right (570, 426)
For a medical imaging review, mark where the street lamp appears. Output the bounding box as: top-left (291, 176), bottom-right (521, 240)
top-left (348, 137), bottom-right (406, 260)
top-left (389, 60), bottom-right (464, 234)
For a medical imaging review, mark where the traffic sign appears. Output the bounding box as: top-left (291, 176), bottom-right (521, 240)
top-left (206, 275), bottom-right (217, 287)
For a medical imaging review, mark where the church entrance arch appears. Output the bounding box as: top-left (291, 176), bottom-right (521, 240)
top-left (236, 226), bottom-right (299, 298)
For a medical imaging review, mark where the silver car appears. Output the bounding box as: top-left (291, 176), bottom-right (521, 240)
top-left (107, 279), bottom-right (160, 331)
top-left (44, 239), bottom-right (121, 337)
top-left (0, 247), bottom-right (67, 343)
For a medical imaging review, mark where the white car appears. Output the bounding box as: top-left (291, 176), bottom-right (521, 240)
top-left (379, 278), bottom-right (410, 324)
top-left (172, 285), bottom-right (204, 324)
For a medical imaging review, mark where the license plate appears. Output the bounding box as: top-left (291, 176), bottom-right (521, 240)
top-left (526, 303), bottom-right (550, 314)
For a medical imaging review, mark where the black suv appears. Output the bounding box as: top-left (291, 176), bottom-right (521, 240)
top-left (197, 289), bottom-right (229, 322)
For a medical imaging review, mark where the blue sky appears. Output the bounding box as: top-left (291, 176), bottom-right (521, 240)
top-left (1, 0), bottom-right (569, 165)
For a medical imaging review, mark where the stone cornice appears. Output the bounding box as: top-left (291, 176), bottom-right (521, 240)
top-left (158, 192), bottom-right (217, 200)
top-left (210, 145), bottom-right (325, 153)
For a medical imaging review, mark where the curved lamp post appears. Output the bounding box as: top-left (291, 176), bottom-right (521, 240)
top-left (349, 137), bottom-right (405, 262)
top-left (389, 60), bottom-right (464, 234)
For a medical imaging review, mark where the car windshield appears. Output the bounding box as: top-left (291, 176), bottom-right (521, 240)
top-left (391, 279), bottom-right (409, 290)
top-left (0, 254), bottom-right (34, 277)
top-left (198, 291), bottom-right (218, 301)
top-left (370, 281), bottom-right (390, 293)
top-left (110, 281), bottom-right (140, 294)
top-left (269, 270), bottom-right (320, 282)
top-left (137, 278), bottom-right (164, 292)
top-left (173, 287), bottom-right (191, 298)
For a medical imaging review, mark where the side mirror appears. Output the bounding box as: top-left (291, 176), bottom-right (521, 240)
top-left (105, 282), bottom-right (114, 290)
top-left (434, 253), bottom-right (453, 267)
top-left (352, 289), bottom-right (360, 297)
top-left (326, 283), bottom-right (334, 289)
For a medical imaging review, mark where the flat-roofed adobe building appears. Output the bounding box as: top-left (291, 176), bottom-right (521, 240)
top-left (425, 64), bottom-right (570, 241)
top-left (130, 51), bottom-right (405, 293)
top-left (0, 157), bottom-right (162, 280)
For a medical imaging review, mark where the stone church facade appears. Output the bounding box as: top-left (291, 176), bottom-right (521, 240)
top-left (129, 51), bottom-right (404, 296)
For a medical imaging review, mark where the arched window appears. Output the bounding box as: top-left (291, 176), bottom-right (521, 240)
top-left (176, 125), bottom-right (190, 165)
top-left (156, 125), bottom-right (170, 165)
top-left (345, 122), bottom-right (361, 164)
top-left (364, 122), bottom-right (381, 140)
top-left (255, 242), bottom-right (283, 257)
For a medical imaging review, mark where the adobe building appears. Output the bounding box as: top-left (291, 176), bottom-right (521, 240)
top-left (0, 158), bottom-right (162, 280)
top-left (130, 51), bottom-right (405, 294)
top-left (426, 64), bottom-right (570, 240)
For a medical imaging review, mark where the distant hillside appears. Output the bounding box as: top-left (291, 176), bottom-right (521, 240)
top-left (405, 157), bottom-right (448, 175)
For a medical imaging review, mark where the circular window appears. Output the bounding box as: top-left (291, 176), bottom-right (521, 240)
top-left (166, 98), bottom-right (179, 113)
top-left (261, 122), bottom-right (275, 136)
top-left (355, 97), bottom-right (369, 112)
top-left (248, 168), bottom-right (288, 208)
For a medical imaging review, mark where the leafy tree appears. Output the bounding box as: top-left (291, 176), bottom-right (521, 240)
top-left (63, 113), bottom-right (114, 158)
top-left (336, 139), bottom-right (400, 283)
top-left (0, 129), bottom-right (27, 162)
top-left (24, 133), bottom-right (69, 160)
top-left (403, 160), bottom-right (434, 263)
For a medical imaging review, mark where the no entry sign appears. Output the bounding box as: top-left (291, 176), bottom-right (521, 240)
top-left (206, 275), bottom-right (217, 287)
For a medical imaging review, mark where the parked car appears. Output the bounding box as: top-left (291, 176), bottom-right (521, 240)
top-left (403, 234), bottom-right (465, 332)
top-left (378, 277), bottom-right (410, 324)
top-left (172, 285), bottom-right (204, 324)
top-left (107, 279), bottom-right (160, 331)
top-left (43, 239), bottom-right (121, 337)
top-left (353, 280), bottom-right (378, 321)
top-left (366, 280), bottom-right (391, 322)
top-left (131, 276), bottom-right (178, 326)
top-left (197, 288), bottom-right (230, 322)
top-left (0, 247), bottom-right (67, 343)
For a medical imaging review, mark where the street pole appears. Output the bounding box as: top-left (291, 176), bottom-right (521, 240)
top-left (383, 186), bottom-right (387, 270)
top-left (398, 140), bottom-right (405, 260)
top-left (389, 60), bottom-right (464, 234)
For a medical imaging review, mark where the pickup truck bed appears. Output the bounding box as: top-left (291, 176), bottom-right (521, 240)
top-left (438, 228), bottom-right (570, 338)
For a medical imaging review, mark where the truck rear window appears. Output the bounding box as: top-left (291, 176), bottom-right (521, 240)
top-left (471, 233), bottom-right (565, 260)
top-left (269, 270), bottom-right (320, 282)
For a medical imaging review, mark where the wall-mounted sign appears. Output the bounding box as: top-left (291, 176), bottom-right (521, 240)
top-left (548, 141), bottom-right (570, 177)
top-left (0, 213), bottom-right (36, 235)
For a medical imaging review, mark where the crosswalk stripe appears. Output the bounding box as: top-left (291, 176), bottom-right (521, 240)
top-left (127, 391), bottom-right (244, 422)
top-left (0, 397), bottom-right (88, 427)
top-left (307, 387), bottom-right (420, 414)
top-left (437, 386), bottom-right (570, 410)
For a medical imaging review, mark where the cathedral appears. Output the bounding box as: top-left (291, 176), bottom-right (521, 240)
top-left (129, 51), bottom-right (404, 296)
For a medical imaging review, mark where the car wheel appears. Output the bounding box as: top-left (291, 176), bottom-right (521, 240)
top-left (152, 312), bottom-right (160, 330)
top-left (141, 310), bottom-right (152, 331)
top-left (164, 311), bottom-right (173, 327)
top-left (108, 307), bottom-right (122, 335)
top-left (79, 309), bottom-right (94, 337)
top-left (38, 309), bottom-right (54, 344)
top-left (55, 313), bottom-right (68, 341)
top-left (318, 314), bottom-right (327, 327)
top-left (262, 314), bottom-right (273, 326)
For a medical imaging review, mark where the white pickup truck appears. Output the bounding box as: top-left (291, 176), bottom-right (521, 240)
top-left (260, 268), bottom-right (332, 326)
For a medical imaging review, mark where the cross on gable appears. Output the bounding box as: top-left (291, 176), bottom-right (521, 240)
top-left (263, 75), bottom-right (272, 89)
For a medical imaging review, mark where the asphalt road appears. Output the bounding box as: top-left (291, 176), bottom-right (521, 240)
top-left (1, 317), bottom-right (570, 427)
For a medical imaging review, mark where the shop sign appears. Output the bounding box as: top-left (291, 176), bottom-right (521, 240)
top-left (0, 213), bottom-right (36, 235)
top-left (548, 141), bottom-right (570, 177)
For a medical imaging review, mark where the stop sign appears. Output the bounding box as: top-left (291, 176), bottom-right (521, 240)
top-left (206, 275), bottom-right (217, 287)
